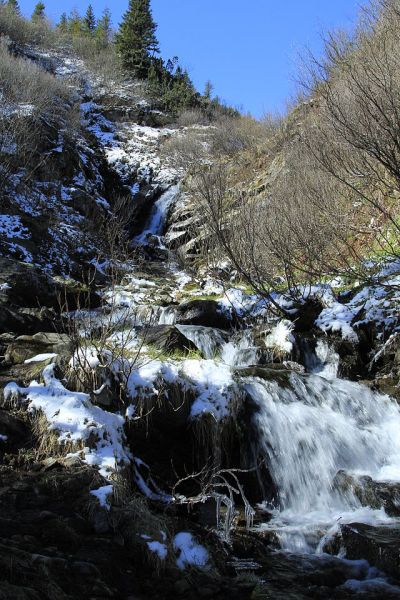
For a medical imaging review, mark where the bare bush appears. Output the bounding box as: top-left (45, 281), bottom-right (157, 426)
top-left (0, 39), bottom-right (71, 197)
top-left (210, 115), bottom-right (270, 157)
top-left (300, 0), bottom-right (400, 268)
top-left (0, 5), bottom-right (56, 47)
top-left (176, 108), bottom-right (210, 127)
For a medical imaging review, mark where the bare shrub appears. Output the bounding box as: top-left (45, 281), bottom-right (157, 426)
top-left (71, 35), bottom-right (124, 85)
top-left (299, 0), bottom-right (400, 269)
top-left (176, 108), bottom-right (210, 127)
top-left (210, 115), bottom-right (269, 157)
top-left (0, 5), bottom-right (56, 47)
top-left (160, 129), bottom-right (210, 172)
top-left (0, 39), bottom-right (71, 196)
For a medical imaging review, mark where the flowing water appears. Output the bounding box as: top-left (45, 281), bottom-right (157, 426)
top-left (135, 184), bottom-right (180, 245)
top-left (245, 370), bottom-right (400, 552)
top-left (129, 181), bottom-right (400, 592)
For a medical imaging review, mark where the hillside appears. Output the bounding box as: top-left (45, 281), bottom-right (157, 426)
top-left (1, 2), bottom-right (400, 600)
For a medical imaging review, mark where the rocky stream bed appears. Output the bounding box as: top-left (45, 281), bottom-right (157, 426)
top-left (1, 47), bottom-right (400, 600)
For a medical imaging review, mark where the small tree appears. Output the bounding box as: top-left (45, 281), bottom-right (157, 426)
top-left (84, 4), bottom-right (96, 35)
top-left (96, 8), bottom-right (112, 47)
top-left (68, 9), bottom-right (84, 36)
top-left (115, 0), bottom-right (159, 78)
top-left (31, 2), bottom-right (45, 22)
top-left (57, 12), bottom-right (68, 34)
top-left (204, 80), bottom-right (213, 100)
top-left (6, 0), bottom-right (20, 13)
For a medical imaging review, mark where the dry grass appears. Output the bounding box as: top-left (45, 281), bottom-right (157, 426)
top-left (31, 410), bottom-right (80, 459)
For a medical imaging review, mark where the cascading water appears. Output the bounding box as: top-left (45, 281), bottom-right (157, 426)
top-left (245, 370), bottom-right (400, 552)
top-left (135, 184), bottom-right (180, 245)
top-left (176, 325), bottom-right (227, 359)
top-left (221, 330), bottom-right (260, 367)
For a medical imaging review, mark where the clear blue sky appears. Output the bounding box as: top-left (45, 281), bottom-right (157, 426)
top-left (19, 0), bottom-right (361, 117)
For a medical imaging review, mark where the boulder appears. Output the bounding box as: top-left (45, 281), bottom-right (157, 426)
top-left (175, 299), bottom-right (232, 330)
top-left (324, 522), bottom-right (400, 580)
top-left (293, 297), bottom-right (323, 333)
top-left (0, 306), bottom-right (59, 336)
top-left (140, 325), bottom-right (197, 355)
top-left (0, 258), bottom-right (57, 308)
top-left (334, 470), bottom-right (400, 516)
top-left (4, 332), bottom-right (72, 365)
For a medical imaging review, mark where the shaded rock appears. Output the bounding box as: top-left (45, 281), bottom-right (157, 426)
top-left (334, 470), bottom-right (400, 516)
top-left (4, 332), bottom-right (72, 365)
top-left (175, 299), bottom-right (233, 330)
top-left (293, 297), bottom-right (323, 333)
top-left (0, 410), bottom-right (29, 451)
top-left (325, 522), bottom-right (400, 580)
top-left (0, 306), bottom-right (58, 337)
top-left (141, 324), bottom-right (197, 354)
top-left (0, 258), bottom-right (57, 308)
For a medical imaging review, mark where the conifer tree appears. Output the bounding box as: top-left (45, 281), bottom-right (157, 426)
top-left (96, 8), bottom-right (112, 47)
top-left (84, 4), bottom-right (96, 35)
top-left (57, 12), bottom-right (68, 34)
top-left (7, 0), bottom-right (20, 14)
top-left (68, 9), bottom-right (83, 36)
top-left (31, 2), bottom-right (45, 22)
top-left (204, 80), bottom-right (213, 100)
top-left (115, 0), bottom-right (159, 78)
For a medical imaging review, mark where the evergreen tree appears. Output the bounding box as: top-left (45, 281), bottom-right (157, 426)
top-left (204, 80), bottom-right (213, 100)
top-left (68, 9), bottom-right (83, 36)
top-left (84, 4), bottom-right (96, 35)
top-left (7, 0), bottom-right (20, 14)
top-left (31, 2), bottom-right (45, 22)
top-left (115, 0), bottom-right (159, 78)
top-left (95, 8), bottom-right (112, 47)
top-left (57, 12), bottom-right (68, 34)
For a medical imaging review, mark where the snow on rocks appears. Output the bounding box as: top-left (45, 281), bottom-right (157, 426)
top-left (90, 484), bottom-right (114, 510)
top-left (125, 357), bottom-right (236, 422)
top-left (3, 364), bottom-right (131, 478)
top-left (173, 532), bottom-right (209, 570)
top-left (182, 359), bottom-right (235, 420)
top-left (24, 353), bottom-right (58, 364)
top-left (264, 320), bottom-right (295, 355)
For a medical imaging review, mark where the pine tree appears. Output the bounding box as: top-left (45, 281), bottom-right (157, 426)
top-left (204, 80), bottom-right (213, 100)
top-left (115, 0), bottom-right (159, 79)
top-left (7, 0), bottom-right (20, 14)
top-left (31, 2), bottom-right (45, 22)
top-left (95, 8), bottom-right (112, 47)
top-left (84, 4), bottom-right (96, 35)
top-left (68, 9), bottom-right (83, 36)
top-left (57, 12), bottom-right (68, 34)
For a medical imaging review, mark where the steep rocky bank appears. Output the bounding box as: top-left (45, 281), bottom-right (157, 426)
top-left (1, 43), bottom-right (400, 600)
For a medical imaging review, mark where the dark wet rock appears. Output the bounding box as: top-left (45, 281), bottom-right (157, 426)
top-left (235, 365), bottom-right (293, 387)
top-left (0, 306), bottom-right (59, 337)
top-left (175, 299), bottom-right (233, 330)
top-left (141, 324), bottom-right (197, 354)
top-left (324, 522), bottom-right (400, 580)
top-left (4, 332), bottom-right (72, 365)
top-left (0, 258), bottom-right (57, 309)
top-left (293, 297), bottom-right (323, 333)
top-left (334, 470), bottom-right (400, 516)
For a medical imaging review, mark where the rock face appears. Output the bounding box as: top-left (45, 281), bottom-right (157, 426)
top-left (140, 325), bottom-right (197, 355)
top-left (324, 522), bottom-right (400, 580)
top-left (334, 470), bottom-right (400, 517)
top-left (0, 258), bottom-right (58, 309)
top-left (175, 299), bottom-right (232, 330)
top-left (4, 333), bottom-right (72, 365)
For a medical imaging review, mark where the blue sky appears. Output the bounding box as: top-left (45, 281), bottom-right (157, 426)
top-left (19, 0), bottom-right (361, 117)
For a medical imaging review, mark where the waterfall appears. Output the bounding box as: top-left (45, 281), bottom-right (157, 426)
top-left (221, 330), bottom-right (260, 367)
top-left (245, 371), bottom-right (400, 551)
top-left (135, 184), bottom-right (180, 245)
top-left (176, 325), bottom-right (227, 359)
